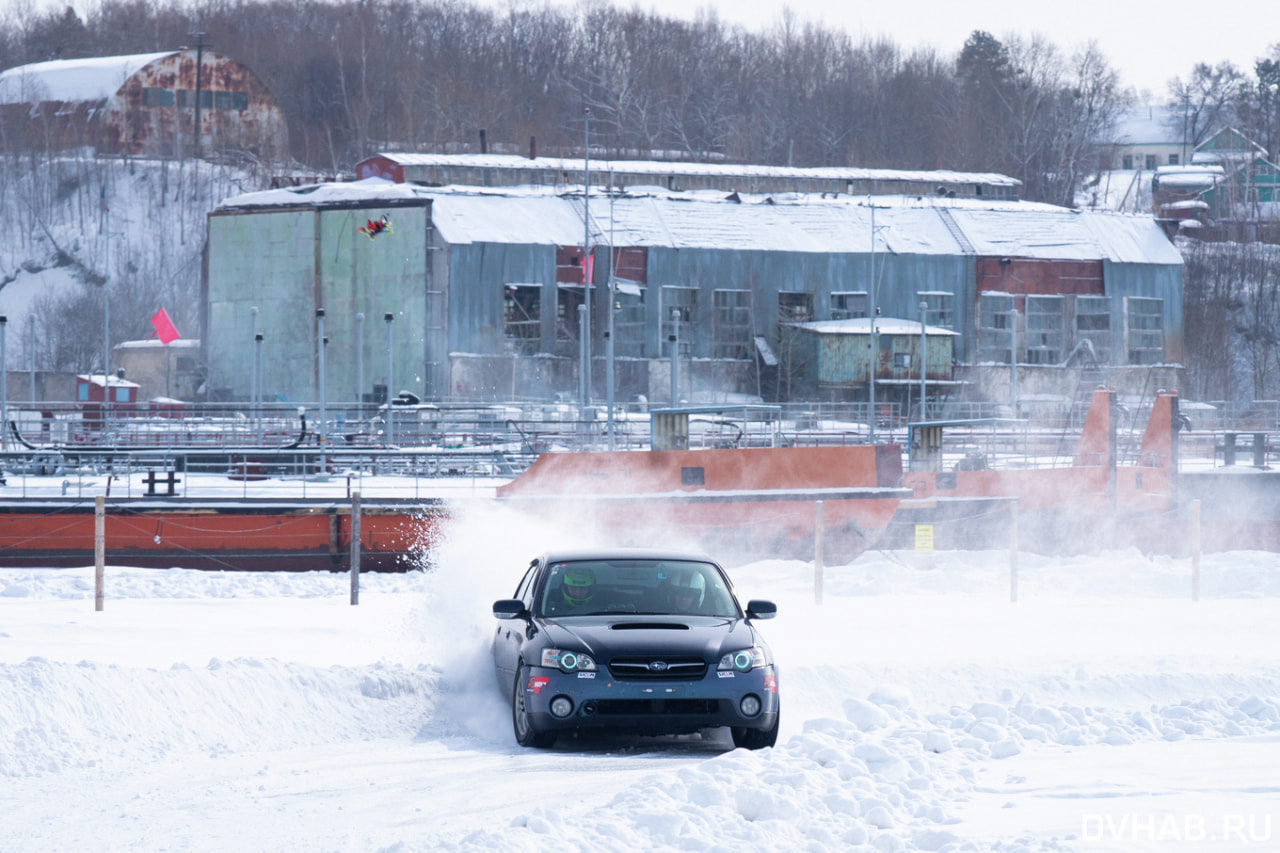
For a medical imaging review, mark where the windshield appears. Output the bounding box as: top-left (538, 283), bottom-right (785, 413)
top-left (537, 559), bottom-right (738, 618)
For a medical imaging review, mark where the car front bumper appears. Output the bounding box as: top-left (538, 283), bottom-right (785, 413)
top-left (522, 664), bottom-right (779, 735)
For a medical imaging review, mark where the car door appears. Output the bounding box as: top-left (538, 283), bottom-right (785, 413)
top-left (493, 558), bottom-right (541, 691)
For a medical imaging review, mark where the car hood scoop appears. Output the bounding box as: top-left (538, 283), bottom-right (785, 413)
top-left (610, 622), bottom-right (689, 630)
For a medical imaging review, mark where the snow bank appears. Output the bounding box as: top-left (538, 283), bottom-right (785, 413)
top-left (3, 515), bottom-right (1280, 851)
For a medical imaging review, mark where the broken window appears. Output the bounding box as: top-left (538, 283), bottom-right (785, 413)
top-left (1126, 297), bottom-right (1164, 365)
top-left (1025, 295), bottom-right (1064, 365)
top-left (830, 291), bottom-right (868, 320)
top-left (978, 293), bottom-right (1015, 363)
top-left (661, 286), bottom-right (698, 358)
top-left (713, 289), bottom-right (752, 359)
top-left (777, 291), bottom-right (814, 322)
top-left (917, 291), bottom-right (954, 330)
top-left (503, 284), bottom-right (542, 354)
top-left (1074, 295), bottom-right (1112, 364)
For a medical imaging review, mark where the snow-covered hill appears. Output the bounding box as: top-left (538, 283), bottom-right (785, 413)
top-left (0, 156), bottom-right (268, 369)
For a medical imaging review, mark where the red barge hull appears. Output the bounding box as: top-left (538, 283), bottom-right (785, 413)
top-left (0, 499), bottom-right (446, 572)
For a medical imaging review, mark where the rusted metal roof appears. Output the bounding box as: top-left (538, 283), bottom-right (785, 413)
top-left (0, 53), bottom-right (176, 103)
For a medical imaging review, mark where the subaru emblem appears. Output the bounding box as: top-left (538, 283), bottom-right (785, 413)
top-left (649, 660), bottom-right (668, 672)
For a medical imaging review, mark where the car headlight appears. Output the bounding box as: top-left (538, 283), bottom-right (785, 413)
top-left (541, 648), bottom-right (597, 673)
top-left (718, 646), bottom-right (768, 672)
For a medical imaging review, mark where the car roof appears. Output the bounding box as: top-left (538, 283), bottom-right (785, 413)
top-left (537, 547), bottom-right (718, 566)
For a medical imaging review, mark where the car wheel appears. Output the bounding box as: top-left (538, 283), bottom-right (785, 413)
top-left (731, 705), bottom-right (779, 750)
top-left (512, 668), bottom-right (556, 748)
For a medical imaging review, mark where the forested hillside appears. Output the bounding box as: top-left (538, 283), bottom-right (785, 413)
top-left (0, 0), bottom-right (1145, 205)
top-left (2, 2), bottom-right (1280, 401)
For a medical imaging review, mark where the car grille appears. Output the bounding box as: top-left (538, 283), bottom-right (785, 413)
top-left (593, 699), bottom-right (720, 716)
top-left (607, 656), bottom-right (708, 681)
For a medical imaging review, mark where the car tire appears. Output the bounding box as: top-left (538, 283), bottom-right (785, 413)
top-left (512, 667), bottom-right (556, 748)
top-left (731, 705), bottom-right (779, 750)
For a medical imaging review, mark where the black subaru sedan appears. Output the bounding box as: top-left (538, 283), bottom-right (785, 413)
top-left (492, 549), bottom-right (779, 749)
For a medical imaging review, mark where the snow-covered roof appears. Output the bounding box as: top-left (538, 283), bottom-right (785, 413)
top-left (216, 177), bottom-right (437, 209)
top-left (367, 151), bottom-right (1024, 188)
top-left (119, 338), bottom-right (201, 349)
top-left (792, 317), bottom-right (959, 336)
top-left (1154, 165), bottom-right (1224, 191)
top-left (78, 373), bottom-right (141, 389)
top-left (216, 180), bottom-right (1180, 264)
top-left (0, 52), bottom-right (176, 104)
top-left (1113, 105), bottom-right (1183, 146)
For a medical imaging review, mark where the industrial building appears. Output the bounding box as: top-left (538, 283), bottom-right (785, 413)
top-left (204, 172), bottom-right (1183, 408)
top-left (0, 49), bottom-right (287, 160)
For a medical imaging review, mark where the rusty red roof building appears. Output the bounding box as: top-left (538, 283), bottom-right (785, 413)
top-left (0, 49), bottom-right (287, 161)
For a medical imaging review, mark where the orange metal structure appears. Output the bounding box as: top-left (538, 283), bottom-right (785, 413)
top-left (498, 444), bottom-right (910, 562)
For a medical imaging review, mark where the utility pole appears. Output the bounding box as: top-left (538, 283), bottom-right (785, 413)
top-left (190, 31), bottom-right (209, 160)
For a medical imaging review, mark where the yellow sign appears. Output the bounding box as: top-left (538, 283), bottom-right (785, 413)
top-left (915, 524), bottom-right (934, 554)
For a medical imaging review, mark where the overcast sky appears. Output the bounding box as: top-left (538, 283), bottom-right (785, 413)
top-left (560, 0), bottom-right (1278, 102)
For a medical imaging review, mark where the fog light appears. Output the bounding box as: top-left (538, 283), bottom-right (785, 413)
top-left (740, 694), bottom-right (762, 717)
top-left (550, 696), bottom-right (574, 718)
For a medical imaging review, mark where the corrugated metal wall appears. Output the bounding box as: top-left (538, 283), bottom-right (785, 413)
top-left (644, 248), bottom-right (973, 361)
top-left (207, 203), bottom-right (433, 403)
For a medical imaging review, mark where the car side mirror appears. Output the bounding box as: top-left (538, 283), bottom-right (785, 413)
top-left (493, 599), bottom-right (527, 619)
top-left (745, 599), bottom-right (776, 620)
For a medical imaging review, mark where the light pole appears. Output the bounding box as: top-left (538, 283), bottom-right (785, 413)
top-left (384, 312), bottom-right (394, 402)
top-left (384, 312), bottom-right (394, 445)
top-left (316, 308), bottom-right (327, 447)
top-left (578, 303), bottom-right (587, 414)
top-left (606, 178), bottom-right (616, 450)
top-left (869, 308), bottom-right (879, 442)
top-left (249, 305), bottom-right (258, 417)
top-left (355, 312), bottom-right (365, 414)
top-left (670, 309), bottom-right (680, 405)
top-left (919, 301), bottom-right (928, 421)
top-left (27, 314), bottom-right (35, 408)
top-left (254, 332), bottom-right (263, 442)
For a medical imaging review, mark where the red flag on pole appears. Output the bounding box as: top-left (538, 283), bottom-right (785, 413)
top-left (150, 308), bottom-right (180, 345)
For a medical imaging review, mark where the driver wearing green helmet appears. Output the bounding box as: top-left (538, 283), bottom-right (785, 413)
top-left (560, 565), bottom-right (597, 608)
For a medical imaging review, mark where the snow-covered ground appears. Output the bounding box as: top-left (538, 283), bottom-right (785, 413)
top-left (3, 499), bottom-right (1280, 852)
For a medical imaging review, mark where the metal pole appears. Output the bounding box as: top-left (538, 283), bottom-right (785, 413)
top-left (670, 309), bottom-right (680, 405)
top-left (104, 225), bottom-right (110, 439)
top-left (28, 314), bottom-right (35, 407)
top-left (316, 309), bottom-right (327, 447)
top-left (869, 310), bottom-right (878, 441)
top-left (356, 312), bottom-right (365, 412)
top-left (606, 176), bottom-right (616, 450)
top-left (350, 490), bottom-right (361, 605)
top-left (606, 298), bottom-right (615, 449)
top-left (95, 494), bottom-right (105, 612)
top-left (868, 205), bottom-right (877, 443)
top-left (384, 312), bottom-right (394, 401)
top-left (384, 312), bottom-right (394, 445)
top-left (1010, 307), bottom-right (1019, 416)
top-left (254, 332), bottom-right (263, 441)
top-left (578, 304), bottom-right (587, 420)
top-left (249, 306), bottom-right (258, 417)
top-left (582, 107), bottom-right (591, 411)
top-left (919, 301), bottom-right (928, 421)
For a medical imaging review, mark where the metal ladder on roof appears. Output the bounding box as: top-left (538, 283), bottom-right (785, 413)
top-left (937, 208), bottom-right (976, 255)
